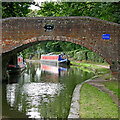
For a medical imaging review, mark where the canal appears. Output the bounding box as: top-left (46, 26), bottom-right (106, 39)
top-left (2, 61), bottom-right (94, 119)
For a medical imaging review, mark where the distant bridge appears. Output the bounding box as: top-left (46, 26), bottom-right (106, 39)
top-left (1, 17), bottom-right (120, 80)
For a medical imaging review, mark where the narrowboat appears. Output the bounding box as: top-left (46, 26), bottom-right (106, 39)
top-left (7, 55), bottom-right (26, 74)
top-left (40, 52), bottom-right (70, 65)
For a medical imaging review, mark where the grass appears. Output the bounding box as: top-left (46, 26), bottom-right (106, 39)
top-left (80, 83), bottom-right (118, 118)
top-left (103, 81), bottom-right (119, 101)
top-left (81, 60), bottom-right (109, 66)
top-left (71, 61), bottom-right (110, 75)
top-left (70, 64), bottom-right (94, 73)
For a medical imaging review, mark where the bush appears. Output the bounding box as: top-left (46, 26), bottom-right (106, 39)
top-left (66, 49), bottom-right (106, 63)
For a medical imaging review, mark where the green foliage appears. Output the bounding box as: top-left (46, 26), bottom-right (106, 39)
top-left (2, 2), bottom-right (34, 18)
top-left (27, 9), bottom-right (40, 17)
top-left (71, 61), bottom-right (110, 77)
top-left (38, 2), bottom-right (120, 23)
top-left (66, 49), bottom-right (106, 63)
top-left (46, 41), bottom-right (62, 52)
top-left (45, 41), bottom-right (81, 52)
top-left (21, 41), bottom-right (82, 59)
top-left (19, 43), bottom-right (43, 59)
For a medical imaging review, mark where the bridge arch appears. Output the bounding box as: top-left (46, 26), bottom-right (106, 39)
top-left (1, 16), bottom-right (120, 80)
top-left (6, 36), bottom-right (110, 65)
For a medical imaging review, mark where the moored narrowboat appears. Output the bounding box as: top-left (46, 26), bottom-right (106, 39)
top-left (7, 55), bottom-right (26, 74)
top-left (40, 52), bottom-right (70, 65)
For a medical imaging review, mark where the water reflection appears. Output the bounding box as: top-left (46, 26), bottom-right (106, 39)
top-left (4, 62), bottom-right (94, 119)
top-left (7, 83), bottom-right (63, 118)
top-left (41, 63), bottom-right (70, 83)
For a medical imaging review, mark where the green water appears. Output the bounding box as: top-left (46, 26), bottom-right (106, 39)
top-left (2, 62), bottom-right (94, 119)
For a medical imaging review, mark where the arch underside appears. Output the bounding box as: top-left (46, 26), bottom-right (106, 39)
top-left (3, 36), bottom-right (111, 65)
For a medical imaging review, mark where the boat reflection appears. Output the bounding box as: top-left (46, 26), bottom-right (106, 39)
top-left (40, 64), bottom-right (70, 83)
top-left (41, 64), bottom-right (70, 75)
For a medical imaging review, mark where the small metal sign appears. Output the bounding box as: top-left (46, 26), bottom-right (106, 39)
top-left (44, 23), bottom-right (54, 31)
top-left (102, 34), bottom-right (110, 40)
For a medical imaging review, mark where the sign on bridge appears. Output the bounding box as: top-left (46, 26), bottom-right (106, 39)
top-left (102, 34), bottom-right (110, 40)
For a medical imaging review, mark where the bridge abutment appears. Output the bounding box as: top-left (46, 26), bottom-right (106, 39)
top-left (110, 63), bottom-right (120, 80)
top-left (2, 55), bottom-right (9, 81)
top-left (110, 64), bottom-right (119, 73)
top-left (2, 53), bottom-right (17, 81)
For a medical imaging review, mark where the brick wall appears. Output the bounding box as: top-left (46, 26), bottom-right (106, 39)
top-left (1, 17), bottom-right (120, 72)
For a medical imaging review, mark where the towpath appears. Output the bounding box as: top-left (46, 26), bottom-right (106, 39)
top-left (68, 63), bottom-right (119, 118)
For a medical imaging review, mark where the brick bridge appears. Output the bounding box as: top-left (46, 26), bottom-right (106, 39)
top-left (1, 17), bottom-right (120, 80)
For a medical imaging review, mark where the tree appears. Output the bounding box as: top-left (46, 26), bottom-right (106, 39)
top-left (27, 9), bottom-right (41, 17)
top-left (38, 2), bottom-right (120, 23)
top-left (2, 2), bottom-right (35, 18)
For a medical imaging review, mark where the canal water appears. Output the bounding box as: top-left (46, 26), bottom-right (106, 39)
top-left (2, 62), bottom-right (94, 119)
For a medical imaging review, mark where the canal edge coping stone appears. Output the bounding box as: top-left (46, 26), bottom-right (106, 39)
top-left (68, 78), bottom-right (93, 118)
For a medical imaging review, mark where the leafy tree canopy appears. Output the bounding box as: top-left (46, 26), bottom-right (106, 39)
top-left (38, 2), bottom-right (120, 23)
top-left (2, 2), bottom-right (35, 18)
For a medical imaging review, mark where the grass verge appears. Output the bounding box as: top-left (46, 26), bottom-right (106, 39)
top-left (71, 61), bottom-right (110, 75)
top-left (80, 83), bottom-right (118, 118)
top-left (103, 81), bottom-right (120, 101)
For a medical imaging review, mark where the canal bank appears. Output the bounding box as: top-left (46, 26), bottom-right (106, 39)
top-left (68, 62), bottom-right (119, 118)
